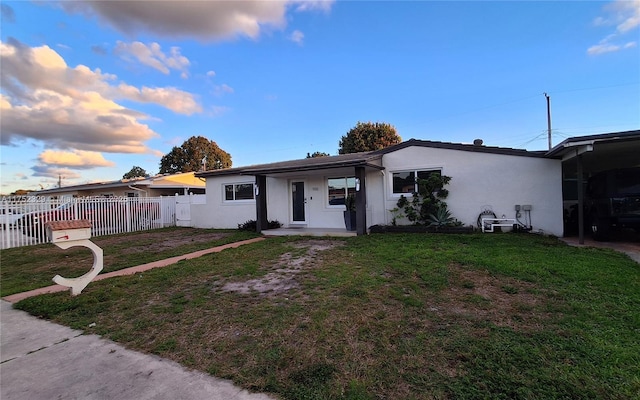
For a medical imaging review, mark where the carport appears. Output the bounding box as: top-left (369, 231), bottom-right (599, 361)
top-left (547, 130), bottom-right (640, 244)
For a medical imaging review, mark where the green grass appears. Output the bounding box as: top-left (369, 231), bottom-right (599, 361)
top-left (9, 233), bottom-right (640, 399)
top-left (0, 227), bottom-right (259, 296)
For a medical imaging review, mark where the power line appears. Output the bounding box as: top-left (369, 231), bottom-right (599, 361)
top-left (546, 81), bottom-right (639, 95)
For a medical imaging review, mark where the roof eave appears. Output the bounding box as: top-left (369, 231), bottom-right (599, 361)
top-left (240, 161), bottom-right (384, 176)
top-left (546, 129), bottom-right (640, 158)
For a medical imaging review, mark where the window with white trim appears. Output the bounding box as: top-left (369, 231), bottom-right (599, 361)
top-left (224, 183), bottom-right (254, 201)
top-left (327, 177), bottom-right (356, 206)
top-left (392, 170), bottom-right (441, 194)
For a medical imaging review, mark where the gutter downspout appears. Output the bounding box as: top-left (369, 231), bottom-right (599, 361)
top-left (128, 185), bottom-right (148, 197)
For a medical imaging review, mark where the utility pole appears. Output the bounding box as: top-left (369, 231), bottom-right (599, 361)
top-left (58, 175), bottom-right (62, 188)
top-left (544, 92), bottom-right (552, 150)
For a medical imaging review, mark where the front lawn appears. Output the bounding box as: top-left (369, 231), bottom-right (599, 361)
top-left (0, 227), bottom-right (259, 296)
top-left (10, 233), bottom-right (640, 399)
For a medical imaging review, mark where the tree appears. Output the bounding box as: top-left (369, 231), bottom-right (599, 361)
top-left (123, 166), bottom-right (148, 179)
top-left (338, 121), bottom-right (401, 154)
top-left (159, 136), bottom-right (231, 174)
top-left (306, 151), bottom-right (330, 158)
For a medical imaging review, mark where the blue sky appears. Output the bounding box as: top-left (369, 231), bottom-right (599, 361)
top-left (1, 0), bottom-right (638, 194)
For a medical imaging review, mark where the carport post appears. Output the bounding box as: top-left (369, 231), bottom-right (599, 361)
top-left (577, 153), bottom-right (585, 245)
top-left (255, 175), bottom-right (268, 233)
top-left (355, 167), bottom-right (367, 236)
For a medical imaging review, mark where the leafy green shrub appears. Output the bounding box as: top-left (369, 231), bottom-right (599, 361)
top-left (237, 219), bottom-right (282, 231)
top-left (395, 173), bottom-right (460, 226)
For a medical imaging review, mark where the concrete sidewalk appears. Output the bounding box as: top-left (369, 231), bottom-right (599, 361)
top-left (0, 301), bottom-right (275, 400)
top-left (1, 236), bottom-right (276, 400)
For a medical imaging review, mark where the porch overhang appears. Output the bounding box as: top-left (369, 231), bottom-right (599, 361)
top-left (547, 130), bottom-right (640, 173)
top-left (238, 161), bottom-right (384, 178)
top-left (196, 152), bottom-right (384, 179)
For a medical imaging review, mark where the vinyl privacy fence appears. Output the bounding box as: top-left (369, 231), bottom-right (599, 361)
top-left (1, 196), bottom-right (176, 249)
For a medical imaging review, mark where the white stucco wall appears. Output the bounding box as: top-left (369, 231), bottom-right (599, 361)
top-left (197, 146), bottom-right (563, 235)
top-left (381, 146), bottom-right (564, 236)
top-left (196, 172), bottom-right (384, 230)
top-left (190, 175), bottom-right (256, 229)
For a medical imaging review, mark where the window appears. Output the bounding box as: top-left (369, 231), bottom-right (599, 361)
top-left (392, 170), bottom-right (441, 194)
top-left (327, 177), bottom-right (356, 206)
top-left (224, 183), bottom-right (254, 201)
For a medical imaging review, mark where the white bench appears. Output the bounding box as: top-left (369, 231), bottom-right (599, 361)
top-left (481, 218), bottom-right (517, 233)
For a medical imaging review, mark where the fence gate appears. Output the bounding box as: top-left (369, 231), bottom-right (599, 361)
top-left (175, 194), bottom-right (205, 227)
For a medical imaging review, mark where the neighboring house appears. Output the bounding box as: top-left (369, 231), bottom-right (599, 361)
top-left (31, 172), bottom-right (206, 199)
top-left (196, 139), bottom-right (565, 236)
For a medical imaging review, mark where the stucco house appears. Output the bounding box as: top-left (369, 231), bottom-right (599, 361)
top-left (32, 172), bottom-right (206, 199)
top-left (195, 138), bottom-right (566, 236)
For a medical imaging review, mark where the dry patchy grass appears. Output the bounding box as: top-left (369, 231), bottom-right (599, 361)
top-left (14, 234), bottom-right (640, 399)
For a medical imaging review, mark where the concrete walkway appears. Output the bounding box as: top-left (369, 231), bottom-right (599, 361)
top-left (1, 237), bottom-right (276, 400)
top-left (561, 234), bottom-right (640, 264)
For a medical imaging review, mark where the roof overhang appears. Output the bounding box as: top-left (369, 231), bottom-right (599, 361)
top-left (197, 153), bottom-right (384, 179)
top-left (241, 161), bottom-right (384, 177)
top-left (546, 130), bottom-right (640, 173)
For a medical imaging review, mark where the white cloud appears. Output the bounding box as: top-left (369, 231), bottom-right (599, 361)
top-left (31, 165), bottom-right (82, 180)
top-left (115, 83), bottom-right (201, 115)
top-left (292, 0), bottom-right (334, 13)
top-left (0, 39), bottom-right (202, 155)
top-left (213, 84), bottom-right (234, 97)
top-left (588, 0), bottom-right (640, 55)
top-left (289, 30), bottom-right (305, 45)
top-left (210, 105), bottom-right (231, 117)
top-left (587, 42), bottom-right (623, 55)
top-left (59, 1), bottom-right (335, 41)
top-left (610, 0), bottom-right (640, 33)
top-left (38, 149), bottom-right (115, 169)
top-left (115, 41), bottom-right (190, 76)
top-left (207, 70), bottom-right (216, 77)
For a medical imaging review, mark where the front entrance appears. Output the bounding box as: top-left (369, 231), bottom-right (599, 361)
top-left (291, 181), bottom-right (306, 224)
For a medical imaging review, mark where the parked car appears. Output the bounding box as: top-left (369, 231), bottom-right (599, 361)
top-left (21, 203), bottom-right (89, 237)
top-left (0, 208), bottom-right (23, 229)
top-left (586, 167), bottom-right (640, 241)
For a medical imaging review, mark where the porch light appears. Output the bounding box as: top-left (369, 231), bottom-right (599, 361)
top-left (254, 184), bottom-right (259, 196)
top-left (355, 178), bottom-right (361, 192)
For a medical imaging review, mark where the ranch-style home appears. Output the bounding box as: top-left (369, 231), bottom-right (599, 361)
top-left (195, 138), bottom-right (567, 236)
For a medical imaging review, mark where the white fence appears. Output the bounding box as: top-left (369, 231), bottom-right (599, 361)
top-left (1, 196), bottom-right (176, 249)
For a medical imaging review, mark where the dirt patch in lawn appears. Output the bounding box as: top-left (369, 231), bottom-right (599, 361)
top-left (437, 264), bottom-right (549, 332)
top-left (96, 230), bottom-right (229, 254)
top-left (220, 239), bottom-right (344, 296)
